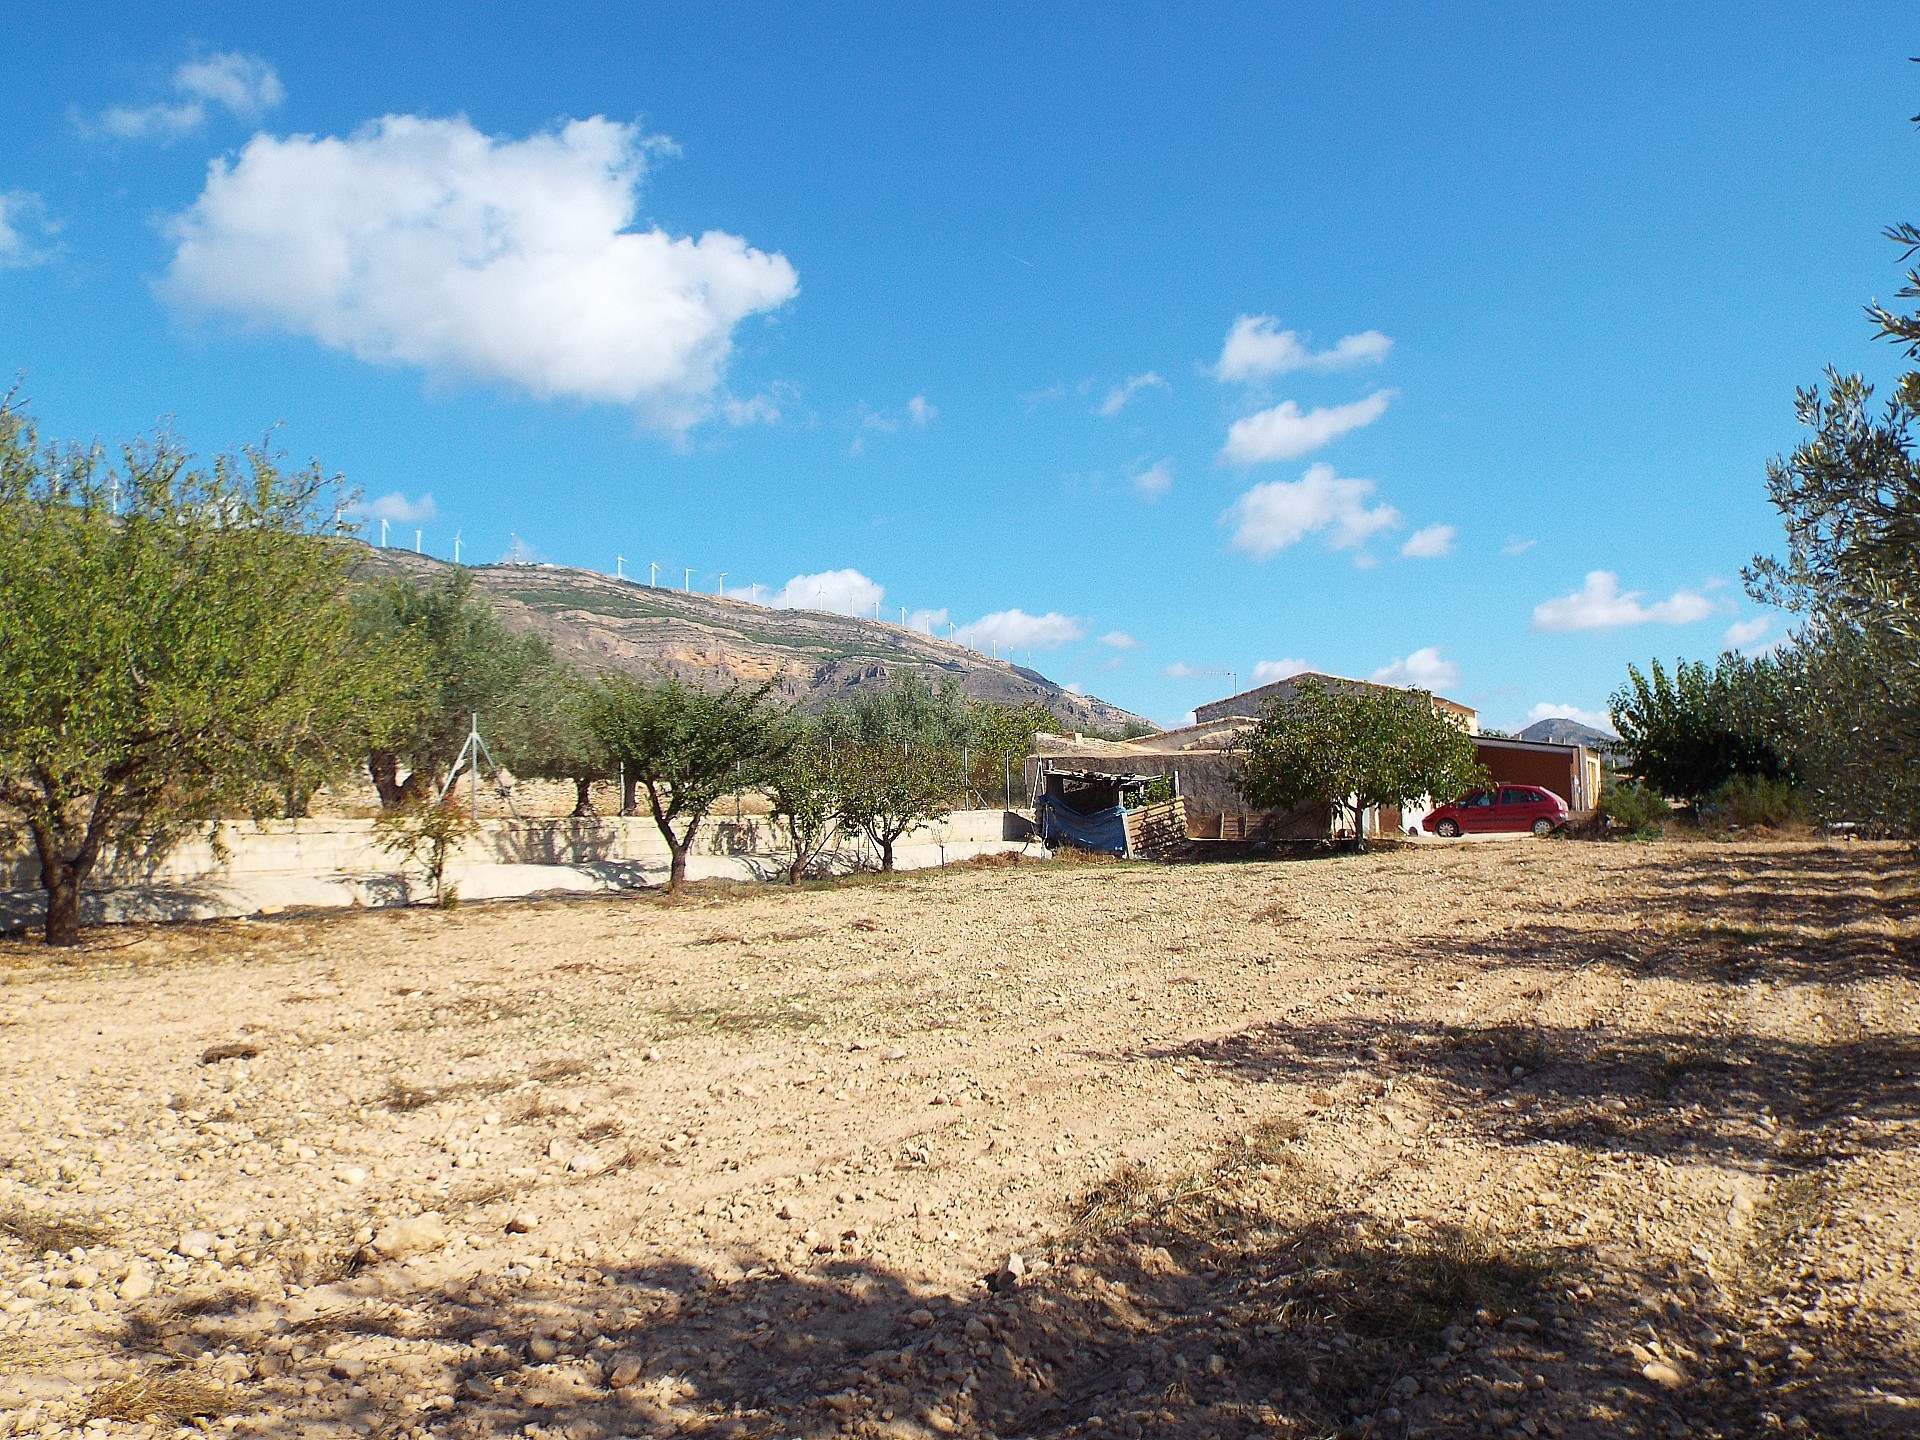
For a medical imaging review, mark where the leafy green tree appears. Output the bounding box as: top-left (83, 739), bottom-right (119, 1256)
top-left (354, 569), bottom-right (553, 807)
top-left (1608, 658), bottom-right (1787, 808)
top-left (1235, 678), bottom-right (1485, 851)
top-left (0, 404), bottom-right (407, 945)
top-left (830, 741), bottom-right (956, 872)
top-left (502, 667), bottom-right (610, 817)
top-left (581, 677), bottom-right (785, 891)
top-left (762, 719), bottom-right (842, 884)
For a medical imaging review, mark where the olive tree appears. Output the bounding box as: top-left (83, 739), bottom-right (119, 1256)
top-left (1236, 678), bottom-right (1485, 851)
top-left (0, 404), bottom-right (408, 945)
top-left (353, 569), bottom-right (554, 807)
top-left (582, 677), bottom-right (785, 891)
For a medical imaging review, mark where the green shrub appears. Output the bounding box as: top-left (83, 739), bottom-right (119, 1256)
top-left (1599, 779), bottom-right (1670, 837)
top-left (1702, 774), bottom-right (1802, 830)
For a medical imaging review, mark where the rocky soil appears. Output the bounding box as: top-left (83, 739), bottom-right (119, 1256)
top-left (0, 839), bottom-right (1915, 1440)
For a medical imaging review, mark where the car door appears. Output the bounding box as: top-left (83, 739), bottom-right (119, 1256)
top-left (1457, 789), bottom-right (1498, 831)
top-left (1494, 787), bottom-right (1536, 830)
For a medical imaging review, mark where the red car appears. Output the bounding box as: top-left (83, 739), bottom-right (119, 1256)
top-left (1424, 785), bottom-right (1568, 837)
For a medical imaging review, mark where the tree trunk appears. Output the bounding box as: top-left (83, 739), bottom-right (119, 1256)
top-left (667, 840), bottom-right (689, 892)
top-left (621, 774), bottom-right (639, 815)
top-left (41, 859), bottom-right (82, 948)
top-left (571, 777), bottom-right (594, 817)
top-left (880, 835), bottom-right (896, 872)
top-left (368, 750), bottom-right (405, 808)
top-left (1352, 802), bottom-right (1370, 854)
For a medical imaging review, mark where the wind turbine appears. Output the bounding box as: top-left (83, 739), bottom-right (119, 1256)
top-left (649, 561), bottom-right (658, 587)
top-left (452, 531), bottom-right (462, 564)
top-left (716, 572), bottom-right (726, 597)
top-left (684, 567), bottom-right (693, 592)
top-left (379, 517), bottom-right (389, 547)
top-left (414, 529), bottom-right (422, 553)
top-left (616, 556), bottom-right (626, 581)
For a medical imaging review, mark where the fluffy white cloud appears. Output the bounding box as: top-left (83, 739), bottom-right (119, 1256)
top-left (1502, 535), bottom-right (1538, 556)
top-left (723, 381), bottom-right (799, 427)
top-left (1526, 702), bottom-right (1616, 733)
top-left (1531, 571), bottom-right (1717, 632)
top-left (1251, 658), bottom-right (1309, 683)
top-left (909, 607), bottom-right (950, 635)
top-left (1213, 316), bottom-right (1392, 383)
top-left (1723, 616), bottom-right (1772, 651)
top-left (1131, 460), bottom-right (1172, 499)
top-left (358, 491), bottom-right (436, 523)
top-left (1401, 523), bottom-right (1456, 558)
top-left (163, 115), bottom-right (798, 427)
top-left (852, 394), bottom-right (935, 453)
top-left (1099, 631), bottom-right (1141, 649)
top-left (1220, 390), bottom-right (1391, 466)
top-left (1224, 462), bottom-right (1401, 559)
top-left (955, 609), bottom-right (1084, 652)
top-left (0, 192), bottom-right (56, 269)
top-left (1371, 647), bottom-right (1460, 691)
top-left (1162, 662), bottom-right (1222, 679)
top-left (96, 52), bottom-right (284, 140)
top-left (772, 568), bottom-right (884, 615)
top-left (907, 394), bottom-right (935, 426)
top-left (1096, 372), bottom-right (1168, 417)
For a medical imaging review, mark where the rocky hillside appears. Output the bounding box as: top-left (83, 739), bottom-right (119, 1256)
top-left (1517, 716), bottom-right (1617, 748)
top-left (352, 547), bottom-right (1152, 734)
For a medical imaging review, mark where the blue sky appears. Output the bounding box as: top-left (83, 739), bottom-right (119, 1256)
top-left (4, 4), bottom-right (1916, 729)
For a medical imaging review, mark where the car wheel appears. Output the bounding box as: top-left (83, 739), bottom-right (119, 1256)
top-left (1435, 818), bottom-right (1461, 838)
top-left (1531, 817), bottom-right (1554, 837)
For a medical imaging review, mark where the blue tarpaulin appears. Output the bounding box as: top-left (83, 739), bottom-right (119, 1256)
top-left (1036, 795), bottom-right (1129, 854)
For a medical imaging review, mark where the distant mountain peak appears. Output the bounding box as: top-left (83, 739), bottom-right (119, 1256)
top-left (1517, 716), bottom-right (1617, 747)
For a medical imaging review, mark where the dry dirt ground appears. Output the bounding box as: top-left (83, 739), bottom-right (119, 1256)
top-left (1, 840), bottom-right (1917, 1440)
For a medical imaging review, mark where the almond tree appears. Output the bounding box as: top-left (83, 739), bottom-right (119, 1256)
top-left (1235, 678), bottom-right (1484, 852)
top-left (0, 401), bottom-right (410, 944)
top-left (581, 676), bottom-right (784, 891)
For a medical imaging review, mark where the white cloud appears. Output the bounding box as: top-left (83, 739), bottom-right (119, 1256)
top-left (359, 491), bottom-right (436, 523)
top-left (1212, 316), bottom-right (1392, 383)
top-left (1531, 571), bottom-right (1717, 632)
top-left (0, 192), bottom-right (56, 269)
top-left (1400, 523), bottom-right (1456, 558)
top-left (1096, 371), bottom-right (1168, 418)
top-left (162, 114), bottom-right (798, 427)
top-left (771, 568), bottom-right (884, 615)
top-left (1723, 616), bottom-right (1772, 651)
top-left (1224, 462), bottom-right (1401, 559)
top-left (1251, 658), bottom-right (1309, 683)
top-left (1371, 646), bottom-right (1460, 691)
top-left (95, 51), bottom-right (284, 140)
top-left (955, 609), bottom-right (1084, 652)
top-left (908, 607), bottom-right (950, 635)
top-left (1099, 631), bottom-right (1141, 649)
top-left (1063, 681), bottom-right (1085, 696)
top-left (852, 395), bottom-right (935, 453)
top-left (1502, 535), bottom-right (1537, 556)
top-left (723, 381), bottom-right (798, 427)
top-left (1526, 702), bottom-right (1616, 733)
top-left (1163, 662), bottom-right (1222, 679)
top-left (906, 394), bottom-right (935, 426)
top-left (1131, 460), bottom-right (1172, 499)
top-left (1220, 390), bottom-right (1391, 466)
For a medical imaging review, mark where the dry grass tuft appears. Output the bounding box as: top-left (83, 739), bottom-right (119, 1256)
top-left (89, 1373), bottom-right (235, 1423)
top-left (0, 1206), bottom-right (115, 1251)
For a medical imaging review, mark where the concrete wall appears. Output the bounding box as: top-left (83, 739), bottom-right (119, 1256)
top-left (0, 810), bottom-right (1042, 930)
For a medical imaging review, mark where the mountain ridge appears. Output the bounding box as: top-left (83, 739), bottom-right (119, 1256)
top-left (352, 546), bottom-right (1154, 734)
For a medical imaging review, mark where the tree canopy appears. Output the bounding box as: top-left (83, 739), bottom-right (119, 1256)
top-left (0, 402), bottom-right (409, 944)
top-left (1608, 657), bottom-right (1788, 808)
top-left (581, 676), bottom-right (785, 890)
top-left (1235, 678), bottom-right (1485, 850)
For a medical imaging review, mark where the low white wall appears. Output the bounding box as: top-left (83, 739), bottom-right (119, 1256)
top-left (0, 811), bottom-right (1043, 929)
